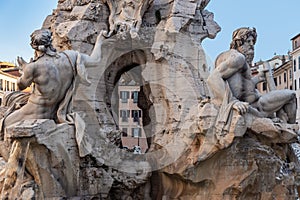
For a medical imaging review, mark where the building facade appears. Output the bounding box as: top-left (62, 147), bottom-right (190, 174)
top-left (118, 84), bottom-right (148, 153)
top-left (273, 60), bottom-right (293, 91)
top-left (291, 33), bottom-right (300, 123)
top-left (251, 33), bottom-right (300, 123)
top-left (0, 62), bottom-right (22, 104)
top-left (252, 55), bottom-right (290, 94)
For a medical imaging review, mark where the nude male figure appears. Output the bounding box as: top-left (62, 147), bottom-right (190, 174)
top-left (3, 28), bottom-right (106, 128)
top-left (207, 27), bottom-right (296, 123)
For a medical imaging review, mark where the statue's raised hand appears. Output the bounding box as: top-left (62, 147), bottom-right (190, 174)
top-left (17, 56), bottom-right (27, 68)
top-left (96, 30), bottom-right (111, 43)
top-left (99, 30), bottom-right (116, 45)
top-left (17, 56), bottom-right (28, 74)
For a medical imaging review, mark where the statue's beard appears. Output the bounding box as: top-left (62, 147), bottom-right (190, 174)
top-left (237, 45), bottom-right (254, 65)
top-left (245, 51), bottom-right (254, 64)
top-left (239, 48), bottom-right (254, 64)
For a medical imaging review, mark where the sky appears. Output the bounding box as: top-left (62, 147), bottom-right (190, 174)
top-left (0, 0), bottom-right (300, 65)
top-left (202, 0), bottom-right (300, 65)
top-left (0, 0), bottom-right (57, 63)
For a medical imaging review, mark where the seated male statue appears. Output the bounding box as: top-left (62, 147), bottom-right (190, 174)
top-left (207, 27), bottom-right (296, 124)
top-left (1, 28), bottom-right (107, 130)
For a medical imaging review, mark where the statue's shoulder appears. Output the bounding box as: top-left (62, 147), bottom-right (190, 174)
top-left (216, 49), bottom-right (241, 60)
top-left (215, 49), bottom-right (245, 67)
top-left (59, 50), bottom-right (77, 57)
top-left (57, 50), bottom-right (79, 63)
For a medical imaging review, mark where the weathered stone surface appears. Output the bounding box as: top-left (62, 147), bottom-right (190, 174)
top-left (79, 166), bottom-right (114, 197)
top-left (250, 117), bottom-right (298, 143)
top-left (0, 119), bottom-right (79, 198)
top-left (6, 119), bottom-right (57, 139)
top-left (40, 0), bottom-right (299, 199)
top-left (55, 20), bottom-right (106, 45)
top-left (171, 0), bottom-right (197, 18)
top-left (70, 3), bottom-right (102, 21)
top-left (2, 0), bottom-right (300, 199)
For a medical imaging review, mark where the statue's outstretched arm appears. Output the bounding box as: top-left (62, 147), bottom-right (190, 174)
top-left (80, 30), bottom-right (108, 68)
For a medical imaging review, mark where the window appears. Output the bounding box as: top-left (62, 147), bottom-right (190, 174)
top-left (290, 69), bottom-right (292, 79)
top-left (132, 110), bottom-right (142, 122)
top-left (120, 110), bottom-right (130, 122)
top-left (279, 75), bottom-right (281, 85)
top-left (298, 56), bottom-right (300, 70)
top-left (262, 82), bottom-right (267, 91)
top-left (295, 80), bottom-right (297, 90)
top-left (122, 128), bottom-right (128, 137)
top-left (0, 79), bottom-right (3, 90)
top-left (284, 72), bottom-right (287, 83)
top-left (5, 81), bottom-right (9, 91)
top-left (120, 91), bottom-right (129, 103)
top-left (294, 59), bottom-right (297, 72)
top-left (298, 78), bottom-right (300, 89)
top-left (273, 77), bottom-right (277, 86)
top-left (11, 83), bottom-right (15, 91)
top-left (132, 91), bottom-right (139, 103)
top-left (132, 128), bottom-right (141, 137)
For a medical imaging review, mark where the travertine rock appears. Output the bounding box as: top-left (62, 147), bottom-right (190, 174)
top-left (0, 119), bottom-right (79, 198)
top-left (1, 0), bottom-right (300, 199)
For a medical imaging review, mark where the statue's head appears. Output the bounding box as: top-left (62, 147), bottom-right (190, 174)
top-left (30, 29), bottom-right (53, 51)
top-left (230, 27), bottom-right (257, 49)
top-left (230, 27), bottom-right (257, 64)
top-left (30, 29), bottom-right (56, 58)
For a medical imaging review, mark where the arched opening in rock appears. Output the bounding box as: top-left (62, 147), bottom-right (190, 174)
top-left (103, 50), bottom-right (154, 153)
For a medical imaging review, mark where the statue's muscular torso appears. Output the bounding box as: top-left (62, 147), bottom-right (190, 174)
top-left (215, 49), bottom-right (260, 104)
top-left (26, 53), bottom-right (74, 106)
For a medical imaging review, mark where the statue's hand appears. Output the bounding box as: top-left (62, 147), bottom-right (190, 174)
top-left (17, 56), bottom-right (27, 68)
top-left (233, 101), bottom-right (249, 115)
top-left (17, 56), bottom-right (28, 74)
top-left (97, 30), bottom-right (111, 42)
top-left (98, 30), bottom-right (117, 46)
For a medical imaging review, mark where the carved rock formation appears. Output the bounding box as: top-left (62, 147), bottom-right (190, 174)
top-left (0, 0), bottom-right (300, 199)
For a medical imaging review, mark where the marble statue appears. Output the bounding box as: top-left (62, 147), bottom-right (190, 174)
top-left (207, 27), bottom-right (296, 124)
top-left (0, 28), bottom-right (110, 199)
top-left (2, 28), bottom-right (106, 131)
top-left (192, 27), bottom-right (299, 160)
top-left (0, 0), bottom-right (300, 199)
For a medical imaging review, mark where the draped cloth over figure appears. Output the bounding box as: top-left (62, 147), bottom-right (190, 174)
top-left (0, 51), bottom-right (91, 149)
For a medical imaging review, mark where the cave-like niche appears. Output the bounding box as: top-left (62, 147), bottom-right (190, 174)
top-left (103, 49), bottom-right (154, 152)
